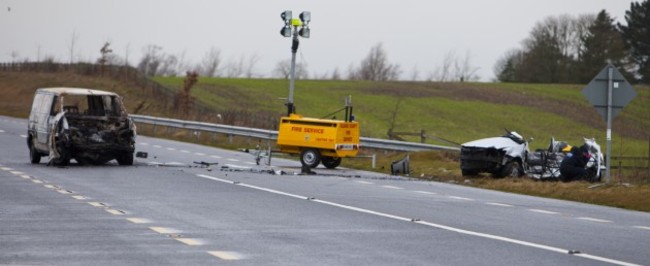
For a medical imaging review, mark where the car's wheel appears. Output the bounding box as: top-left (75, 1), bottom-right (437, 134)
top-left (116, 152), bottom-right (134, 166)
top-left (321, 157), bottom-right (342, 169)
top-left (29, 140), bottom-right (41, 164)
top-left (499, 161), bottom-right (522, 178)
top-left (300, 149), bottom-right (321, 168)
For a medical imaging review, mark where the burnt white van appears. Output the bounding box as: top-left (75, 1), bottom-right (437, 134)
top-left (27, 87), bottom-right (136, 166)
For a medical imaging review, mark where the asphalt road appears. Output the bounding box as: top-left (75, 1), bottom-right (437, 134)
top-left (1, 115), bottom-right (649, 266)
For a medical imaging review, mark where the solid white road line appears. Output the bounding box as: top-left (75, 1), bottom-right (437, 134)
top-left (194, 174), bottom-right (639, 266)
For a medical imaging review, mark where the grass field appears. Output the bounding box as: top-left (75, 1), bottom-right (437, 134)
top-left (2, 71), bottom-right (649, 211)
top-left (154, 77), bottom-right (650, 154)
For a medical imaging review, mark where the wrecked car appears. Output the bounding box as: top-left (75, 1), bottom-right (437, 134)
top-left (527, 137), bottom-right (605, 182)
top-left (460, 130), bottom-right (528, 177)
top-left (27, 87), bottom-right (136, 166)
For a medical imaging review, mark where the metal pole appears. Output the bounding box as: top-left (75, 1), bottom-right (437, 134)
top-left (287, 31), bottom-right (299, 116)
top-left (605, 66), bottom-right (613, 183)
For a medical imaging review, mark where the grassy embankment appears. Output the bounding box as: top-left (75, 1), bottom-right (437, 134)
top-left (1, 71), bottom-right (649, 211)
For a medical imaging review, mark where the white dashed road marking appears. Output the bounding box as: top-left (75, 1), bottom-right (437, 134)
top-left (149, 227), bottom-right (179, 234)
top-left (126, 218), bottom-right (151, 224)
top-left (634, 226), bottom-right (650, 230)
top-left (381, 185), bottom-right (403, 190)
top-left (210, 155), bottom-right (222, 159)
top-left (208, 251), bottom-right (243, 260)
top-left (448, 196), bottom-right (474, 201)
top-left (529, 209), bottom-right (559, 215)
top-left (355, 180), bottom-right (373, 185)
top-left (577, 217), bottom-right (612, 223)
top-left (486, 202), bottom-right (514, 207)
top-left (175, 238), bottom-right (202, 246)
top-left (413, 191), bottom-right (437, 195)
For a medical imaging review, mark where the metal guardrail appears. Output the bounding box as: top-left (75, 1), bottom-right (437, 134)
top-left (130, 114), bottom-right (460, 152)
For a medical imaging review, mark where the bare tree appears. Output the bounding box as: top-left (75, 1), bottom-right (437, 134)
top-left (428, 50), bottom-right (479, 82)
top-left (245, 54), bottom-right (261, 78)
top-left (352, 43), bottom-right (401, 81)
top-left (410, 65), bottom-right (420, 81)
top-left (331, 67), bottom-right (341, 80)
top-left (453, 50), bottom-right (480, 82)
top-left (224, 55), bottom-right (245, 78)
top-left (273, 59), bottom-right (308, 79)
top-left (124, 43), bottom-right (130, 66)
top-left (137, 45), bottom-right (162, 76)
top-left (35, 44), bottom-right (41, 62)
top-left (10, 51), bottom-right (19, 63)
top-left (69, 30), bottom-right (79, 63)
top-left (199, 47), bottom-right (221, 77)
top-left (176, 50), bottom-right (191, 75)
top-left (346, 63), bottom-right (358, 80)
top-left (427, 51), bottom-right (455, 82)
top-left (158, 54), bottom-right (179, 77)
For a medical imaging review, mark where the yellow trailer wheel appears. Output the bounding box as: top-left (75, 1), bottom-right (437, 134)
top-left (321, 156), bottom-right (342, 169)
top-left (300, 149), bottom-right (321, 168)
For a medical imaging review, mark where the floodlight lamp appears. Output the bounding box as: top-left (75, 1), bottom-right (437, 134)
top-left (280, 26), bottom-right (292, 37)
top-left (299, 27), bottom-right (310, 38)
top-left (281, 10), bottom-right (292, 23)
top-left (299, 11), bottom-right (311, 24)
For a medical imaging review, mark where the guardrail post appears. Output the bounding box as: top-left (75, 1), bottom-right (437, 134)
top-left (372, 154), bottom-right (376, 169)
top-left (152, 124), bottom-right (157, 136)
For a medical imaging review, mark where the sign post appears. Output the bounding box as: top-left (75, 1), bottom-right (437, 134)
top-left (582, 64), bottom-right (636, 183)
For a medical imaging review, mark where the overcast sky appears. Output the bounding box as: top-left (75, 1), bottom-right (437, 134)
top-left (0, 0), bottom-right (636, 81)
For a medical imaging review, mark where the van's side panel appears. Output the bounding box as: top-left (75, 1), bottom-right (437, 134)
top-left (33, 92), bottom-right (55, 151)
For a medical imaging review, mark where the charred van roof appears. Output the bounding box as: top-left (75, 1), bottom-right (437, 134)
top-left (36, 87), bottom-right (119, 97)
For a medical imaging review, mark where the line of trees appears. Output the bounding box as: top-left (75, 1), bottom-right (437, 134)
top-left (495, 1), bottom-right (650, 84)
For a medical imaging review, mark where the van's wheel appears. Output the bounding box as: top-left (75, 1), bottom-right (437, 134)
top-left (116, 152), bottom-right (134, 166)
top-left (300, 149), bottom-right (321, 168)
top-left (499, 161), bottom-right (522, 178)
top-left (28, 140), bottom-right (41, 164)
top-left (322, 157), bottom-right (342, 169)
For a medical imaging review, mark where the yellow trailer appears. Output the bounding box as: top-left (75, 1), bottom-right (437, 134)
top-left (277, 113), bottom-right (359, 169)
